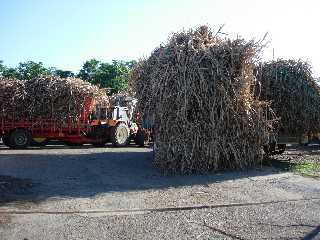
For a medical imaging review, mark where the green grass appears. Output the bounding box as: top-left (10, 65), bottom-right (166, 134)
top-left (291, 163), bottom-right (320, 178)
top-left (264, 158), bottom-right (320, 178)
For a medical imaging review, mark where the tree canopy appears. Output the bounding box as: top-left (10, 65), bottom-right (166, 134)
top-left (78, 59), bottom-right (135, 94)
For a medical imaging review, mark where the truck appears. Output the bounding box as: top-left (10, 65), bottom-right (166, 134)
top-left (0, 97), bottom-right (146, 149)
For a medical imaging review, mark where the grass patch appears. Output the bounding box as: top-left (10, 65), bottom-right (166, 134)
top-left (263, 158), bottom-right (320, 178)
top-left (291, 163), bottom-right (320, 178)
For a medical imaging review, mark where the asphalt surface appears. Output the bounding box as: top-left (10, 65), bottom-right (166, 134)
top-left (0, 144), bottom-right (319, 240)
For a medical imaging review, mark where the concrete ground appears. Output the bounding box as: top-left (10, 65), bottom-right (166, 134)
top-left (0, 145), bottom-right (319, 240)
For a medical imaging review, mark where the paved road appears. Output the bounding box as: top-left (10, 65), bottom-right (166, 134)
top-left (0, 145), bottom-right (319, 240)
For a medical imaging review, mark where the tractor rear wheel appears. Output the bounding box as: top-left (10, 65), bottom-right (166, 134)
top-left (135, 130), bottom-right (149, 147)
top-left (111, 123), bottom-right (130, 147)
top-left (9, 129), bottom-right (31, 149)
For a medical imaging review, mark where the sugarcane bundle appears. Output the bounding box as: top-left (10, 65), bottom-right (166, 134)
top-left (257, 59), bottom-right (320, 135)
top-left (0, 78), bottom-right (26, 117)
top-left (0, 76), bottom-right (109, 120)
top-left (130, 26), bottom-right (273, 174)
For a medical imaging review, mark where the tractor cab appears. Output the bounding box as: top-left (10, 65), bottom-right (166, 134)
top-left (108, 106), bottom-right (130, 123)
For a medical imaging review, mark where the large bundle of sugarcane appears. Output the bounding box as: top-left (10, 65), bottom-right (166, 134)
top-left (0, 76), bottom-right (109, 120)
top-left (257, 59), bottom-right (320, 135)
top-left (131, 26), bottom-right (273, 174)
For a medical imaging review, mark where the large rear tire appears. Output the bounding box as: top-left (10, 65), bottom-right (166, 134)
top-left (9, 129), bottom-right (31, 149)
top-left (111, 123), bottom-right (130, 147)
top-left (134, 130), bottom-right (149, 147)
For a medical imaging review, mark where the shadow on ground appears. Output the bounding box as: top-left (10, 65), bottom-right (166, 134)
top-left (0, 144), bottom-right (300, 204)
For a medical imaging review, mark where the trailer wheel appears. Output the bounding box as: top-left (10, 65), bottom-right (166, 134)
top-left (111, 123), bottom-right (130, 147)
top-left (2, 134), bottom-right (12, 147)
top-left (9, 129), bottom-right (31, 149)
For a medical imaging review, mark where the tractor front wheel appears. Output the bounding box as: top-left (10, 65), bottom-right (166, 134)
top-left (111, 123), bottom-right (130, 147)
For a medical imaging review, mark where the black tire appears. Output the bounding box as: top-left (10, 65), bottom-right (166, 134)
top-left (9, 129), bottom-right (31, 149)
top-left (277, 144), bottom-right (286, 154)
top-left (111, 123), bottom-right (130, 147)
top-left (135, 130), bottom-right (149, 147)
top-left (2, 134), bottom-right (12, 147)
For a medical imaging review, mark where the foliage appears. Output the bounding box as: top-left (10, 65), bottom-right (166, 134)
top-left (0, 60), bottom-right (5, 75)
top-left (78, 59), bottom-right (135, 94)
top-left (0, 61), bottom-right (52, 80)
top-left (17, 61), bottom-right (51, 80)
top-left (0, 60), bottom-right (19, 78)
top-left (51, 68), bottom-right (75, 78)
top-left (292, 163), bottom-right (320, 177)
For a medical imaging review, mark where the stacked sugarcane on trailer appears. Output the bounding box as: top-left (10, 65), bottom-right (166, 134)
top-left (0, 76), bottom-right (147, 149)
top-left (257, 59), bottom-right (320, 154)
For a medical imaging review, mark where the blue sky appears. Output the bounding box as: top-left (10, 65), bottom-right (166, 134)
top-left (1, 0), bottom-right (319, 75)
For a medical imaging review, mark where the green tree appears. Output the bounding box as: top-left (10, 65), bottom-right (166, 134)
top-left (1, 60), bottom-right (75, 79)
top-left (2, 68), bottom-right (20, 78)
top-left (78, 59), bottom-right (100, 82)
top-left (0, 60), bottom-right (5, 75)
top-left (78, 59), bottom-right (135, 94)
top-left (0, 60), bottom-right (20, 78)
top-left (16, 61), bottom-right (50, 80)
top-left (54, 69), bottom-right (75, 78)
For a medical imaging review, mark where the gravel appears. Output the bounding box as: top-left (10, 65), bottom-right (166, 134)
top-left (0, 144), bottom-right (319, 239)
top-left (1, 200), bottom-right (319, 240)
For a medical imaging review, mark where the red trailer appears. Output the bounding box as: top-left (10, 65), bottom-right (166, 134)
top-left (0, 98), bottom-right (139, 149)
